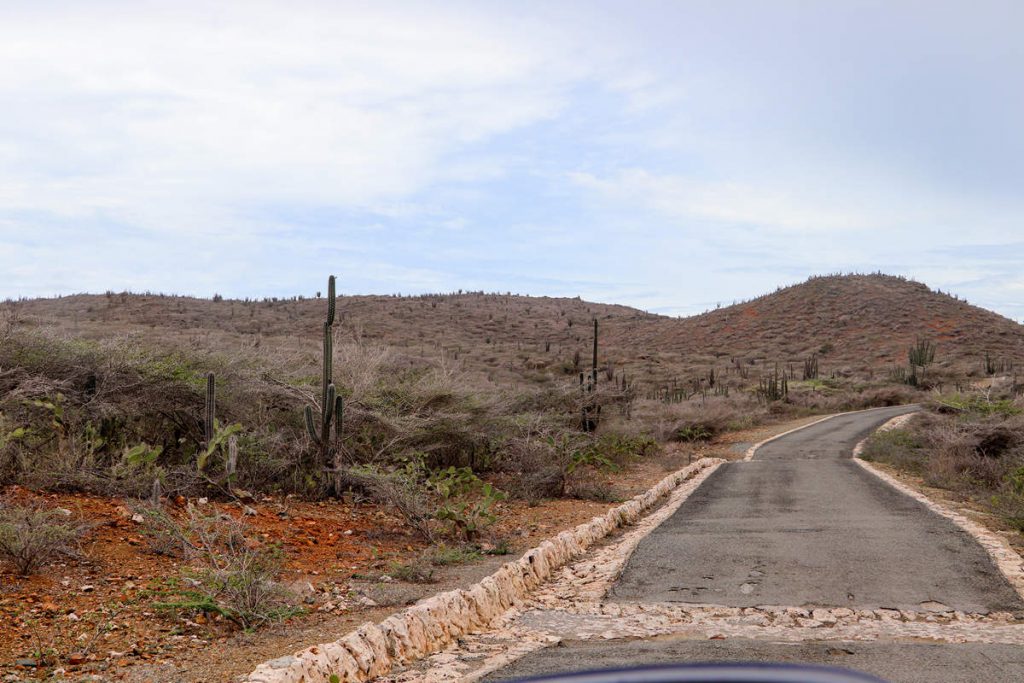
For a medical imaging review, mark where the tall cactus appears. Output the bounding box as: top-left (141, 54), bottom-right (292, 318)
top-left (304, 275), bottom-right (344, 471)
top-left (204, 372), bottom-right (216, 446)
top-left (581, 318), bottom-right (601, 432)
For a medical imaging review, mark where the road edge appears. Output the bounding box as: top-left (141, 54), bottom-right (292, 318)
top-left (853, 414), bottom-right (1024, 604)
top-left (243, 458), bottom-right (723, 683)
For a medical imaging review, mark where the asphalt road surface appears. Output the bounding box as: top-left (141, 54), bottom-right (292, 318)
top-left (486, 405), bottom-right (1024, 683)
top-left (609, 404), bottom-right (1022, 612)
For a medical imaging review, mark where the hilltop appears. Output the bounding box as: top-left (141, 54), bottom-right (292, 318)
top-left (635, 274), bottom-right (1024, 376)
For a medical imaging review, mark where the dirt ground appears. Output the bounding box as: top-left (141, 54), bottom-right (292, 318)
top-left (0, 416), bottom-right (824, 683)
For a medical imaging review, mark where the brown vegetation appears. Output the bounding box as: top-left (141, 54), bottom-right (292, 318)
top-left (861, 385), bottom-right (1024, 531)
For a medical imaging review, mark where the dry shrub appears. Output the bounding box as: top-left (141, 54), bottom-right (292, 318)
top-left (631, 397), bottom-right (762, 443)
top-left (149, 504), bottom-right (295, 629)
top-left (868, 402), bottom-right (1024, 529)
top-left (0, 499), bottom-right (88, 575)
top-left (345, 464), bottom-right (435, 540)
top-left (846, 384), bottom-right (921, 409)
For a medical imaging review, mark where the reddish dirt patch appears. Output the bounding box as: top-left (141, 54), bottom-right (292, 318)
top-left (0, 487), bottom-right (423, 681)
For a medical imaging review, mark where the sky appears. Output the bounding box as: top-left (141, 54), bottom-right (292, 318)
top-left (2, 0), bottom-right (1023, 319)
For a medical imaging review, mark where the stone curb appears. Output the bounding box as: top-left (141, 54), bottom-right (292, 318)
top-left (853, 414), bottom-right (1024, 604)
top-left (243, 458), bottom-right (721, 683)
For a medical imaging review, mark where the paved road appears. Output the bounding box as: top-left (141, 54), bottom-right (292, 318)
top-left (610, 405), bottom-right (1023, 612)
top-left (484, 637), bottom-right (1024, 683)
top-left (486, 405), bottom-right (1024, 683)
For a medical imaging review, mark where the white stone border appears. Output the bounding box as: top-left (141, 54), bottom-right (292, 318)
top-left (853, 415), bottom-right (1024, 603)
top-left (243, 458), bottom-right (724, 683)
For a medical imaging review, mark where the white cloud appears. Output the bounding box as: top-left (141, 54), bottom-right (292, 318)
top-left (0, 2), bottom-right (587, 225)
top-left (568, 168), bottom-right (866, 234)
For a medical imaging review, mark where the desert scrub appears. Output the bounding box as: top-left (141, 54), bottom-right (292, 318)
top-left (859, 428), bottom-right (925, 473)
top-left (151, 504), bottom-right (296, 629)
top-left (0, 500), bottom-right (88, 575)
top-left (348, 458), bottom-right (507, 541)
top-left (932, 393), bottom-right (1022, 418)
top-left (863, 397), bottom-right (1024, 533)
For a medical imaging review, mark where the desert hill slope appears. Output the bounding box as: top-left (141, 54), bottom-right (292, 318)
top-left (6, 274), bottom-right (1021, 385)
top-left (629, 274), bottom-right (1024, 375)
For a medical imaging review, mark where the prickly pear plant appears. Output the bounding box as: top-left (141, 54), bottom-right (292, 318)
top-left (304, 275), bottom-right (345, 488)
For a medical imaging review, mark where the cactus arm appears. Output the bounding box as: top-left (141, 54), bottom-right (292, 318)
top-left (326, 275), bottom-right (336, 326)
top-left (333, 395), bottom-right (343, 441)
top-left (304, 405), bottom-right (321, 445)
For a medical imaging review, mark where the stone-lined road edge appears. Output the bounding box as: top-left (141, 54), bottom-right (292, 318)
top-left (852, 413), bottom-right (1024, 603)
top-left (243, 457), bottom-right (727, 683)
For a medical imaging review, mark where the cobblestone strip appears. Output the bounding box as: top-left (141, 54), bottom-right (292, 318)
top-left (517, 602), bottom-right (1024, 644)
top-left (242, 458), bottom-right (724, 683)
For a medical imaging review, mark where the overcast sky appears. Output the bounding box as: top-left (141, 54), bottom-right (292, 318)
top-left (2, 1), bottom-right (1023, 319)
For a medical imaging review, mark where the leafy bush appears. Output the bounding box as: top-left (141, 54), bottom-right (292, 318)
top-left (429, 466), bottom-right (507, 541)
top-left (932, 394), bottom-right (1022, 417)
top-left (0, 500), bottom-right (88, 575)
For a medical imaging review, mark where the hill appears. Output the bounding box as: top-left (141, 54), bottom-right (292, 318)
top-left (633, 274), bottom-right (1024, 377)
top-left (6, 274), bottom-right (1022, 388)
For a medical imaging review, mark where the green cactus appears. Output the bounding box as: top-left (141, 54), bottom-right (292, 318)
top-left (757, 365), bottom-right (789, 403)
top-left (305, 275), bottom-right (344, 467)
top-left (204, 372), bottom-right (215, 446)
top-left (908, 337), bottom-right (936, 385)
top-left (803, 355), bottom-right (819, 381)
top-left (580, 319), bottom-right (601, 432)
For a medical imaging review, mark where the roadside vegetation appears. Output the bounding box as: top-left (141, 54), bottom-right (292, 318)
top-left (860, 384), bottom-right (1024, 531)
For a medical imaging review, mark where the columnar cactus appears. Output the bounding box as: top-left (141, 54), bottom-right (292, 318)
top-left (204, 372), bottom-right (215, 446)
top-left (304, 275), bottom-right (344, 466)
top-left (581, 318), bottom-right (601, 432)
